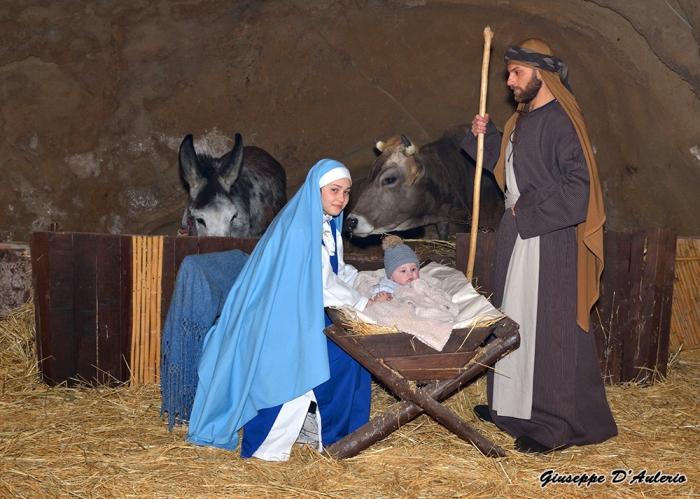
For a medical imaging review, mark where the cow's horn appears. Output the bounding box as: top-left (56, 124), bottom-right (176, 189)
top-left (401, 134), bottom-right (416, 156)
top-left (375, 140), bottom-right (386, 152)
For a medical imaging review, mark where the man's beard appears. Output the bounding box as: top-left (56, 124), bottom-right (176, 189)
top-left (513, 72), bottom-right (542, 103)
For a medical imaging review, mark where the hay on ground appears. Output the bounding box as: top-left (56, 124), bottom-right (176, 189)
top-left (1, 302), bottom-right (698, 498)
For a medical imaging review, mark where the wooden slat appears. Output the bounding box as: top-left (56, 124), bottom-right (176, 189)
top-left (455, 232), bottom-right (496, 295)
top-left (96, 234), bottom-right (124, 384)
top-left (637, 229), bottom-right (665, 383)
top-left (620, 231), bottom-right (646, 382)
top-left (353, 326), bottom-right (493, 359)
top-left (595, 230), bottom-right (616, 378)
top-left (589, 240), bottom-right (616, 379)
top-left (72, 233), bottom-right (98, 384)
top-left (142, 235), bottom-right (153, 383)
top-left (603, 232), bottom-right (632, 383)
top-left (174, 236), bottom-right (200, 274)
top-left (120, 235), bottom-right (132, 382)
top-left (197, 236), bottom-right (227, 255)
top-left (591, 232), bottom-right (617, 376)
top-left (155, 236), bottom-right (164, 382)
top-left (147, 236), bottom-right (159, 383)
top-left (455, 233), bottom-right (469, 274)
top-left (644, 229), bottom-right (673, 377)
top-left (477, 232), bottom-right (497, 295)
top-left (47, 232), bottom-right (76, 386)
top-left (383, 351), bottom-right (478, 380)
top-left (654, 230), bottom-right (677, 380)
top-left (29, 232), bottom-right (51, 383)
top-left (160, 236), bottom-right (176, 332)
top-left (137, 236), bottom-right (148, 383)
top-left (131, 236), bottom-right (141, 383)
top-left (224, 237), bottom-right (259, 255)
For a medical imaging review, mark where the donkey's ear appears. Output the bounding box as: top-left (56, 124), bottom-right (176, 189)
top-left (219, 133), bottom-right (244, 189)
top-left (179, 134), bottom-right (202, 193)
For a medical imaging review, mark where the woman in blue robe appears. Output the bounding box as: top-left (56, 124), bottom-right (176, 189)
top-left (186, 159), bottom-right (378, 461)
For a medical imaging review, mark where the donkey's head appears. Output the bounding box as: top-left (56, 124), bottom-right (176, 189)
top-left (179, 133), bottom-right (248, 237)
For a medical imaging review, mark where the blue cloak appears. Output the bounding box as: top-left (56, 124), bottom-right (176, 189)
top-left (186, 159), bottom-right (346, 450)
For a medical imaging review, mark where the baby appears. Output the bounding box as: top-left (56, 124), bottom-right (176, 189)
top-left (371, 235), bottom-right (421, 301)
top-left (358, 235), bottom-right (459, 351)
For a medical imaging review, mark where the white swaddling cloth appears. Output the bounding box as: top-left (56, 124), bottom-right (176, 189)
top-left (350, 262), bottom-right (503, 351)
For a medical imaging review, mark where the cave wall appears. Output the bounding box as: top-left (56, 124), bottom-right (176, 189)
top-left (1, 0), bottom-right (699, 241)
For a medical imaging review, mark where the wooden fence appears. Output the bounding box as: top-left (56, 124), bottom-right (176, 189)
top-left (29, 232), bottom-right (257, 386)
top-left (456, 228), bottom-right (677, 384)
top-left (31, 228), bottom-right (677, 387)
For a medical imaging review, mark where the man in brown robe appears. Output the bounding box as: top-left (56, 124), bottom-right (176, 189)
top-left (461, 39), bottom-right (617, 454)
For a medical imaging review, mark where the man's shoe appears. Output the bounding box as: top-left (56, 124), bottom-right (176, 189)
top-left (514, 435), bottom-right (557, 454)
top-left (473, 405), bottom-right (494, 424)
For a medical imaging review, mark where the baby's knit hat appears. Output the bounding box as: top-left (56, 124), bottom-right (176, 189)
top-left (383, 235), bottom-right (420, 278)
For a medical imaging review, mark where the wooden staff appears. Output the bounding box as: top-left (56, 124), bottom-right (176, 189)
top-left (466, 26), bottom-right (494, 282)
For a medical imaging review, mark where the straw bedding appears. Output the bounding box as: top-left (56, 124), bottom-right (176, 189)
top-left (1, 301), bottom-right (698, 498)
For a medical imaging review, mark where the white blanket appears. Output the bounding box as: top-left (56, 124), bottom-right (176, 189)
top-left (350, 262), bottom-right (503, 351)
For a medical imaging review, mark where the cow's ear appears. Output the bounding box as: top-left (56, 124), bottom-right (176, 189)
top-left (220, 133), bottom-right (244, 189)
top-left (375, 140), bottom-right (386, 152)
top-left (179, 134), bottom-right (203, 194)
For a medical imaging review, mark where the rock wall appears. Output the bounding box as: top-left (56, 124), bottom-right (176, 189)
top-left (0, 244), bottom-right (32, 315)
top-left (1, 0), bottom-right (699, 241)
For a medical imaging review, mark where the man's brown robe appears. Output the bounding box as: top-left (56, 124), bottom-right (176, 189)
top-left (461, 100), bottom-right (617, 448)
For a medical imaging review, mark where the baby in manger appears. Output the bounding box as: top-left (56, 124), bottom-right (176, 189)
top-left (354, 236), bottom-right (460, 351)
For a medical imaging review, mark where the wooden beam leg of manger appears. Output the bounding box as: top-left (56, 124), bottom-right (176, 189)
top-left (323, 322), bottom-right (519, 458)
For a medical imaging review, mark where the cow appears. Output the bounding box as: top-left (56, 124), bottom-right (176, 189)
top-left (345, 125), bottom-right (504, 240)
top-left (179, 132), bottom-right (287, 237)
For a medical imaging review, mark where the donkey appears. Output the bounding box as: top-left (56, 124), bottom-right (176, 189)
top-left (179, 133), bottom-right (287, 237)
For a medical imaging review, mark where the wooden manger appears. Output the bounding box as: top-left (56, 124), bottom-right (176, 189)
top-left (322, 308), bottom-right (520, 459)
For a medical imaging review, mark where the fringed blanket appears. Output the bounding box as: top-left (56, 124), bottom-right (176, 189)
top-left (160, 249), bottom-right (249, 431)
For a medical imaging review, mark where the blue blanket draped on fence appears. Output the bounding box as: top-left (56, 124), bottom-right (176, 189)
top-left (160, 249), bottom-right (249, 431)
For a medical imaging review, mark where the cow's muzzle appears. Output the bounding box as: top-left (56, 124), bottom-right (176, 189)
top-left (346, 217), bottom-right (359, 232)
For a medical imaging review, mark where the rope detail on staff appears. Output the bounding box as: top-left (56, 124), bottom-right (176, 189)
top-left (130, 235), bottom-right (164, 385)
top-left (466, 26), bottom-right (494, 282)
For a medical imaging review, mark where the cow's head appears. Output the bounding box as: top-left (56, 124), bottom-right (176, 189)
top-left (346, 134), bottom-right (428, 236)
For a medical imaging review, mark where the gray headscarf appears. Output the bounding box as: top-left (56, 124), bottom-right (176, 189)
top-left (504, 45), bottom-right (573, 94)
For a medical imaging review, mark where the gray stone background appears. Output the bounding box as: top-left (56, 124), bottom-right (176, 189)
top-left (1, 0), bottom-right (699, 242)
